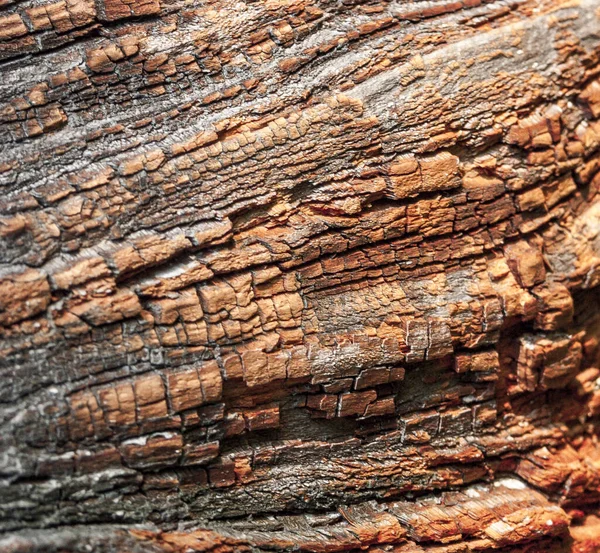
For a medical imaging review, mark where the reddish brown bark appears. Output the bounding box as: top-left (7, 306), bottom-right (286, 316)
top-left (1, 0), bottom-right (600, 551)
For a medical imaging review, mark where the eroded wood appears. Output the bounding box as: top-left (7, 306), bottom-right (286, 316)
top-left (1, 0), bottom-right (600, 551)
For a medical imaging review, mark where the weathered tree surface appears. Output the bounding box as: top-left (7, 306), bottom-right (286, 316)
top-left (2, 0), bottom-right (600, 550)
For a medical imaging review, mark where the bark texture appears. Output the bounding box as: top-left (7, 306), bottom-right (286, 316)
top-left (1, 0), bottom-right (600, 551)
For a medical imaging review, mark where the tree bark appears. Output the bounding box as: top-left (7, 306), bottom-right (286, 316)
top-left (1, 0), bottom-right (600, 551)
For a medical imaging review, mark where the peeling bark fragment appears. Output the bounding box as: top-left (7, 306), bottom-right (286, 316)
top-left (0, 269), bottom-right (50, 326)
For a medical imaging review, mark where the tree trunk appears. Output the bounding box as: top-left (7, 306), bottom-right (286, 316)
top-left (1, 0), bottom-right (600, 551)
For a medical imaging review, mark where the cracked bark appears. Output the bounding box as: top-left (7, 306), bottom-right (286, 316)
top-left (1, 0), bottom-right (600, 551)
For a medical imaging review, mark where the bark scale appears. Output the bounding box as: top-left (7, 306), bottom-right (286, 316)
top-left (1, 0), bottom-right (600, 551)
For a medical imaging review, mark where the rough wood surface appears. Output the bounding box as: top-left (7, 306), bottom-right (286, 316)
top-left (1, 0), bottom-right (600, 551)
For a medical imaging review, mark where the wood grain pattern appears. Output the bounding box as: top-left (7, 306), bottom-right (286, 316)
top-left (1, 0), bottom-right (600, 551)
